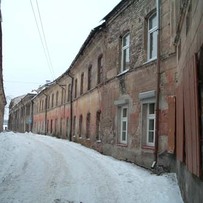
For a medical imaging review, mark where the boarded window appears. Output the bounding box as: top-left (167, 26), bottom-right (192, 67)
top-left (176, 55), bottom-right (201, 177)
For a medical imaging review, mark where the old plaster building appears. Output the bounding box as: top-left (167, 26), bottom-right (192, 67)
top-left (0, 1), bottom-right (6, 132)
top-left (8, 0), bottom-right (203, 202)
top-left (8, 94), bottom-right (36, 132)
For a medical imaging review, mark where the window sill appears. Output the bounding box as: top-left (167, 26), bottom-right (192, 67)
top-left (117, 69), bottom-right (129, 77)
top-left (143, 58), bottom-right (157, 65)
top-left (142, 145), bottom-right (155, 150)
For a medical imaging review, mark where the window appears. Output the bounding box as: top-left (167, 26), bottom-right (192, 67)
top-left (51, 94), bottom-right (54, 107)
top-left (50, 119), bottom-right (53, 133)
top-left (88, 65), bottom-right (92, 90)
top-left (80, 73), bottom-right (84, 95)
top-left (86, 113), bottom-right (91, 139)
top-left (148, 12), bottom-right (157, 60)
top-left (67, 84), bottom-right (71, 102)
top-left (26, 104), bottom-right (30, 115)
top-left (97, 55), bottom-right (103, 84)
top-left (55, 119), bottom-right (57, 135)
top-left (61, 89), bottom-right (64, 105)
top-left (66, 117), bottom-right (70, 139)
top-left (121, 33), bottom-right (130, 72)
top-left (147, 103), bottom-right (155, 146)
top-left (60, 118), bottom-right (63, 136)
top-left (47, 120), bottom-right (49, 134)
top-left (120, 106), bottom-right (128, 144)
top-left (42, 100), bottom-right (44, 111)
top-left (73, 116), bottom-right (76, 135)
top-left (142, 103), bottom-right (156, 147)
top-left (75, 79), bottom-right (77, 98)
top-left (96, 110), bottom-right (101, 140)
top-left (56, 91), bottom-right (59, 106)
top-left (79, 115), bottom-right (83, 138)
top-left (47, 95), bottom-right (50, 109)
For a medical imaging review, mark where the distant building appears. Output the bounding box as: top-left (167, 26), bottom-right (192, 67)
top-left (0, 1), bottom-right (7, 132)
top-left (8, 94), bottom-right (36, 132)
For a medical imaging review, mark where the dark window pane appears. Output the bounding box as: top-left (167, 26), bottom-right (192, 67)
top-left (149, 119), bottom-right (154, 131)
top-left (149, 103), bottom-right (155, 114)
top-left (148, 131), bottom-right (154, 143)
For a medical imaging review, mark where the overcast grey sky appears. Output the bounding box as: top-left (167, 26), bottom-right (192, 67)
top-left (2, 0), bottom-right (121, 101)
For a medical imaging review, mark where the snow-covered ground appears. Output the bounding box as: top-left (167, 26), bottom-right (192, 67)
top-left (0, 132), bottom-right (183, 203)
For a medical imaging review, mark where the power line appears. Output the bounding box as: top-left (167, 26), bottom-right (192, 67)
top-left (30, 0), bottom-right (55, 79)
top-left (35, 0), bottom-right (55, 78)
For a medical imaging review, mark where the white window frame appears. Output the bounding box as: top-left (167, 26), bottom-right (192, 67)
top-left (120, 106), bottom-right (128, 144)
top-left (147, 12), bottom-right (157, 61)
top-left (146, 103), bottom-right (156, 146)
top-left (121, 33), bottom-right (130, 73)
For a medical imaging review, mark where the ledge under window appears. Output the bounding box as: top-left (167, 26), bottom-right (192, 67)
top-left (143, 58), bottom-right (157, 65)
top-left (142, 145), bottom-right (155, 151)
top-left (117, 69), bottom-right (129, 77)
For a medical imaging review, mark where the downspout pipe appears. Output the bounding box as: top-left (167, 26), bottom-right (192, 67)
top-left (154, 0), bottom-right (161, 164)
top-left (56, 82), bottom-right (66, 138)
top-left (31, 100), bottom-right (34, 132)
top-left (67, 71), bottom-right (74, 142)
top-left (44, 94), bottom-right (47, 135)
top-left (41, 92), bottom-right (48, 135)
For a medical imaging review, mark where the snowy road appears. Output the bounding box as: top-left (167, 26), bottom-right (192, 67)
top-left (0, 132), bottom-right (183, 203)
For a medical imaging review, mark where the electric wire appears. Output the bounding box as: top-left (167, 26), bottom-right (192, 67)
top-left (35, 0), bottom-right (55, 78)
top-left (30, 0), bottom-right (55, 80)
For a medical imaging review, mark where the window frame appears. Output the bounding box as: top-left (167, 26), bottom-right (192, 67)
top-left (120, 106), bottom-right (128, 144)
top-left (73, 116), bottom-right (76, 136)
top-left (67, 84), bottom-right (71, 102)
top-left (51, 93), bottom-right (54, 107)
top-left (56, 91), bottom-right (59, 106)
top-left (74, 78), bottom-right (77, 98)
top-left (86, 112), bottom-right (91, 139)
top-left (147, 12), bottom-right (157, 61)
top-left (80, 73), bottom-right (84, 95)
top-left (146, 103), bottom-right (156, 147)
top-left (97, 55), bottom-right (103, 84)
top-left (79, 114), bottom-right (83, 138)
top-left (96, 110), bottom-right (101, 140)
top-left (121, 33), bottom-right (130, 73)
top-left (88, 65), bottom-right (92, 91)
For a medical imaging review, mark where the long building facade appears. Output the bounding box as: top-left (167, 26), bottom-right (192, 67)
top-left (8, 0), bottom-right (203, 202)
